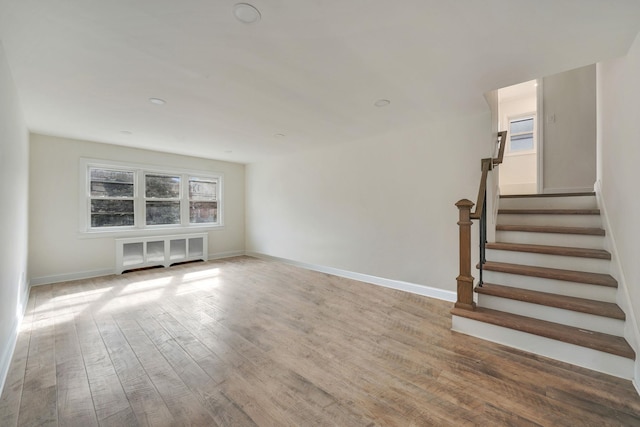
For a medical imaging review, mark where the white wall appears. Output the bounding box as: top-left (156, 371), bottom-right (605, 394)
top-left (246, 112), bottom-right (492, 293)
top-left (498, 95), bottom-right (537, 195)
top-left (484, 89), bottom-right (499, 244)
top-left (543, 65), bottom-right (597, 193)
top-left (599, 32), bottom-right (640, 387)
top-left (0, 43), bottom-right (29, 393)
top-left (29, 134), bottom-right (245, 283)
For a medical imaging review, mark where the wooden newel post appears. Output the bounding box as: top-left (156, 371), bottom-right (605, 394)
top-left (455, 199), bottom-right (476, 310)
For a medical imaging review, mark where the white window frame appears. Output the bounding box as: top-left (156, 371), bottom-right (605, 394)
top-left (79, 158), bottom-right (223, 237)
top-left (506, 112), bottom-right (536, 156)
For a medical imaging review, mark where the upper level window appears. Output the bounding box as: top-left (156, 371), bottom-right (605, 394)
top-left (508, 115), bottom-right (535, 154)
top-left (81, 159), bottom-right (222, 234)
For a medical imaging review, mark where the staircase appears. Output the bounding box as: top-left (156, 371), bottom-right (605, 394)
top-left (451, 192), bottom-right (635, 379)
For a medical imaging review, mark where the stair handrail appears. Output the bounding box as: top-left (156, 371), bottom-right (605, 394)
top-left (455, 131), bottom-right (507, 310)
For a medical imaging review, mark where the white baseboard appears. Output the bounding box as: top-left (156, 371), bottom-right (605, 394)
top-left (208, 250), bottom-right (245, 261)
top-left (594, 180), bottom-right (640, 391)
top-left (30, 268), bottom-right (115, 287)
top-left (0, 278), bottom-right (30, 399)
top-left (0, 318), bottom-right (20, 400)
top-left (30, 251), bottom-right (246, 287)
top-left (246, 252), bottom-right (457, 302)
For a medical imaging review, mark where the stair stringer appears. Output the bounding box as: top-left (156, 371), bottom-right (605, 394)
top-left (595, 180), bottom-right (640, 393)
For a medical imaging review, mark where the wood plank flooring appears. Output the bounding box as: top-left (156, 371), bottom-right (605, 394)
top-left (1, 256), bottom-right (639, 426)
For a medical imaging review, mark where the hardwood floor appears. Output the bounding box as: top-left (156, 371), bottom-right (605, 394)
top-left (1, 256), bottom-right (639, 426)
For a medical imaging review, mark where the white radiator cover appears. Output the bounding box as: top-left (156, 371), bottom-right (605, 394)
top-left (115, 233), bottom-right (208, 274)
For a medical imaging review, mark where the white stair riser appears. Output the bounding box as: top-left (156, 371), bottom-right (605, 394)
top-left (452, 316), bottom-right (633, 379)
top-left (485, 249), bottom-right (610, 274)
top-left (482, 270), bottom-right (617, 303)
top-left (497, 214), bottom-right (602, 228)
top-left (496, 231), bottom-right (604, 250)
top-left (499, 196), bottom-right (597, 210)
top-left (477, 294), bottom-right (624, 336)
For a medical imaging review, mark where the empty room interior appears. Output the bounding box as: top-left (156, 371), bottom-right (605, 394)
top-left (3, 1), bottom-right (640, 425)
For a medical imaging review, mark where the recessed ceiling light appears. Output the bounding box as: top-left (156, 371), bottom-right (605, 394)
top-left (234, 3), bottom-right (261, 24)
top-left (374, 99), bottom-right (390, 107)
top-left (149, 97), bottom-right (166, 105)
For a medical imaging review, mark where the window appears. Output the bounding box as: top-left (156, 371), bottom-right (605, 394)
top-left (145, 174), bottom-right (181, 225)
top-left (89, 168), bottom-right (135, 227)
top-left (189, 177), bottom-right (218, 224)
top-left (508, 115), bottom-right (535, 154)
top-left (81, 159), bottom-right (222, 233)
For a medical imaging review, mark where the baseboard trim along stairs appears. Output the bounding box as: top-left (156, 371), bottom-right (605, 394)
top-left (452, 192), bottom-right (636, 379)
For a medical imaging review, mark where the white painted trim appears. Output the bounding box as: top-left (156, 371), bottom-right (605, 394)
top-left (0, 279), bottom-right (30, 398)
top-left (30, 268), bottom-right (116, 286)
top-left (594, 180), bottom-right (640, 390)
top-left (246, 252), bottom-right (457, 302)
top-left (536, 78), bottom-right (544, 194)
top-left (0, 318), bottom-right (20, 399)
top-left (30, 251), bottom-right (246, 286)
top-left (78, 157), bottom-right (224, 236)
top-left (208, 250), bottom-right (245, 261)
top-left (542, 186), bottom-right (594, 194)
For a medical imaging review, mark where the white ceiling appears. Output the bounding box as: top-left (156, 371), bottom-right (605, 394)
top-left (1, 1), bottom-right (639, 164)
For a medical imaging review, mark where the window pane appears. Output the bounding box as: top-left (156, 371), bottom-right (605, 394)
top-left (91, 199), bottom-right (134, 227)
top-left (511, 133), bottom-right (534, 151)
top-left (510, 117), bottom-right (534, 134)
top-left (189, 178), bottom-right (217, 200)
top-left (146, 201), bottom-right (180, 225)
top-left (90, 169), bottom-right (134, 197)
top-left (146, 174), bottom-right (180, 198)
top-left (190, 201), bottom-right (217, 223)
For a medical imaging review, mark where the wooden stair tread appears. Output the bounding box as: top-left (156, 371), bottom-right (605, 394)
top-left (481, 261), bottom-right (617, 288)
top-left (475, 283), bottom-right (625, 320)
top-left (500, 192), bottom-right (595, 199)
top-left (496, 224), bottom-right (605, 236)
top-left (498, 209), bottom-right (600, 215)
top-left (451, 307), bottom-right (635, 359)
top-left (486, 242), bottom-right (611, 260)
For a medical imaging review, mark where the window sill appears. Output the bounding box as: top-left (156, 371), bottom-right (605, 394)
top-left (78, 224), bottom-right (225, 239)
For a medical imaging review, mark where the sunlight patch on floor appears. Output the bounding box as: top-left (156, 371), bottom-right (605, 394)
top-left (120, 277), bottom-right (173, 295)
top-left (182, 267), bottom-right (220, 281)
top-left (175, 277), bottom-right (221, 296)
top-left (98, 288), bottom-right (164, 313)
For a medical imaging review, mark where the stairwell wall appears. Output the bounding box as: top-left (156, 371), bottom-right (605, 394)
top-left (599, 31), bottom-right (640, 389)
top-left (543, 65), bottom-right (597, 193)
